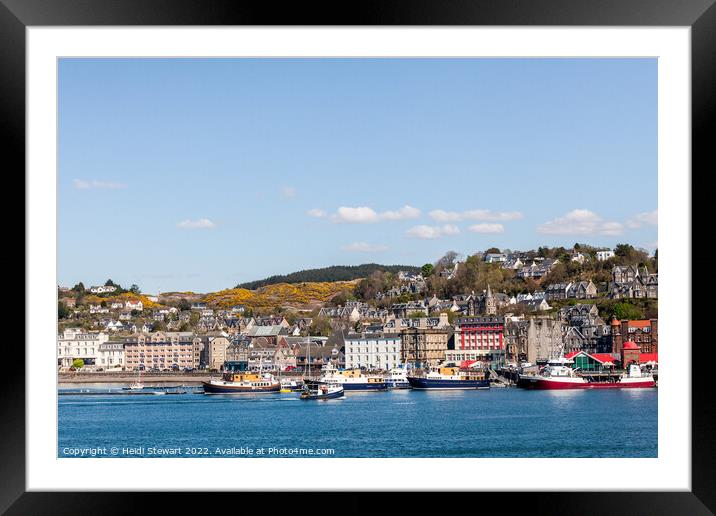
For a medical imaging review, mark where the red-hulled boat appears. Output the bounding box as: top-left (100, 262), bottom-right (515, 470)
top-left (517, 357), bottom-right (655, 390)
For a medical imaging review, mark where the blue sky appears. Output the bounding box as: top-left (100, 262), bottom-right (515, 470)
top-left (58, 58), bottom-right (657, 294)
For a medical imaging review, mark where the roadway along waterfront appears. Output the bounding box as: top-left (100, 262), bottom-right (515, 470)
top-left (58, 385), bottom-right (657, 458)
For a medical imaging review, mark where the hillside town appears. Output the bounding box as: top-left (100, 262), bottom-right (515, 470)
top-left (57, 244), bottom-right (658, 374)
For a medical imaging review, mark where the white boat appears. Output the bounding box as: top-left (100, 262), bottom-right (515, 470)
top-left (385, 366), bottom-right (410, 389)
top-left (300, 382), bottom-right (344, 400)
top-left (517, 357), bottom-right (655, 390)
top-left (127, 368), bottom-right (144, 390)
top-left (319, 364), bottom-right (387, 391)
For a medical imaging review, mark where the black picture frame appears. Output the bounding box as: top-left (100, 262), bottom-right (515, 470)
top-left (4, 0), bottom-right (712, 513)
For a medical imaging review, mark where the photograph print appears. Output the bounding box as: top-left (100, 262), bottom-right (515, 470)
top-left (57, 57), bottom-right (658, 459)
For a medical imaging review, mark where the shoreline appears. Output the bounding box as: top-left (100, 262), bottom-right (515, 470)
top-left (59, 374), bottom-right (214, 384)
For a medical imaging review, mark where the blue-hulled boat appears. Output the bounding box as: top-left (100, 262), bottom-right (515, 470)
top-left (407, 365), bottom-right (490, 390)
top-left (300, 383), bottom-right (344, 400)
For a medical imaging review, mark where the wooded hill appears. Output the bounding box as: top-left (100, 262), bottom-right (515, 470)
top-left (236, 263), bottom-right (421, 290)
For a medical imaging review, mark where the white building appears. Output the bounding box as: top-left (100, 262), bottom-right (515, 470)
top-left (57, 328), bottom-right (108, 369)
top-left (596, 250), bottom-right (615, 261)
top-left (98, 341), bottom-right (125, 370)
top-left (125, 299), bottom-right (143, 311)
top-left (89, 285), bottom-right (117, 294)
top-left (571, 252), bottom-right (586, 264)
top-left (89, 304), bottom-right (109, 314)
top-left (343, 333), bottom-right (402, 371)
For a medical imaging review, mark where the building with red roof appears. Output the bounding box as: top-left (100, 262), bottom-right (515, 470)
top-left (611, 318), bottom-right (658, 354)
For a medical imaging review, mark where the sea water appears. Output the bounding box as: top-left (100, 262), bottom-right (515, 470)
top-left (57, 385), bottom-right (657, 458)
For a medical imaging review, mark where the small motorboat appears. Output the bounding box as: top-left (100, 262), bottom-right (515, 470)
top-left (300, 382), bottom-right (344, 400)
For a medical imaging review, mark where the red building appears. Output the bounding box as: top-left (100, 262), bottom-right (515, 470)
top-left (611, 318), bottom-right (658, 354)
top-left (448, 316), bottom-right (505, 368)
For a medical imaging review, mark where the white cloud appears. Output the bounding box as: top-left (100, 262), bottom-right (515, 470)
top-left (307, 208), bottom-right (327, 218)
top-left (406, 224), bottom-right (460, 240)
top-left (380, 205), bottom-right (421, 220)
top-left (73, 179), bottom-right (127, 190)
top-left (281, 186), bottom-right (297, 199)
top-left (330, 205), bottom-right (421, 223)
top-left (468, 223), bottom-right (504, 234)
top-left (627, 210), bottom-right (658, 229)
top-left (537, 209), bottom-right (624, 236)
top-left (340, 242), bottom-right (389, 253)
top-left (429, 209), bottom-right (523, 222)
top-left (176, 218), bottom-right (216, 229)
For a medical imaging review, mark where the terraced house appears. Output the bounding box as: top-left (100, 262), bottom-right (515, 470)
top-left (609, 265), bottom-right (658, 299)
top-left (399, 315), bottom-right (452, 368)
top-left (57, 328), bottom-right (108, 370)
top-left (343, 332), bottom-right (402, 370)
top-left (123, 331), bottom-right (202, 371)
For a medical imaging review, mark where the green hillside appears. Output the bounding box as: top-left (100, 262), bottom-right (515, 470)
top-left (236, 263), bottom-right (421, 290)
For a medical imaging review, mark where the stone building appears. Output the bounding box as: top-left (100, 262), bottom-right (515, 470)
top-left (198, 333), bottom-right (231, 371)
top-left (609, 265), bottom-right (658, 299)
top-left (400, 321), bottom-right (451, 368)
top-left (456, 285), bottom-right (498, 316)
top-left (611, 318), bottom-right (658, 354)
top-left (504, 316), bottom-right (564, 364)
top-left (525, 317), bottom-right (563, 364)
top-left (559, 304), bottom-right (611, 354)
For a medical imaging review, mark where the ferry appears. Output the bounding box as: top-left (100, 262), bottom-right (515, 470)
top-left (300, 382), bottom-right (344, 400)
top-left (385, 366), bottom-right (411, 389)
top-left (407, 364), bottom-right (490, 390)
top-left (320, 364), bottom-right (388, 391)
top-left (202, 371), bottom-right (281, 394)
top-left (517, 357), bottom-right (656, 390)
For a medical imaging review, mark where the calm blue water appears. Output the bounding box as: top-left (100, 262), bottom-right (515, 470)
top-left (58, 384), bottom-right (657, 458)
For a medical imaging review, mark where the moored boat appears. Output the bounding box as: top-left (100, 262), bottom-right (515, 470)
top-left (320, 364), bottom-right (387, 391)
top-left (385, 366), bottom-right (411, 389)
top-left (517, 357), bottom-right (656, 390)
top-left (407, 364), bottom-right (490, 390)
top-left (300, 382), bottom-right (344, 400)
top-left (202, 371), bottom-right (281, 394)
top-left (280, 378), bottom-right (305, 393)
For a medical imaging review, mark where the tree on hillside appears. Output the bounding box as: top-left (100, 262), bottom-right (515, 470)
top-left (105, 279), bottom-right (116, 286)
top-left (485, 247), bottom-right (500, 254)
top-left (129, 284), bottom-right (141, 294)
top-left (329, 290), bottom-right (350, 307)
top-left (177, 299), bottom-right (191, 311)
top-left (354, 270), bottom-right (391, 301)
top-left (436, 251), bottom-right (459, 269)
top-left (309, 316), bottom-right (333, 337)
top-left (58, 302), bottom-right (69, 319)
top-left (421, 263), bottom-right (434, 277)
top-left (72, 282), bottom-right (85, 293)
top-left (540, 263), bottom-right (568, 284)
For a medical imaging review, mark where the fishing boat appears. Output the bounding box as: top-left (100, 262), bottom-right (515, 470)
top-left (407, 364), bottom-right (490, 390)
top-left (517, 357), bottom-right (655, 390)
top-left (385, 366), bottom-right (411, 389)
top-left (300, 382), bottom-right (344, 400)
top-left (202, 371), bottom-right (280, 394)
top-left (319, 363), bottom-right (387, 391)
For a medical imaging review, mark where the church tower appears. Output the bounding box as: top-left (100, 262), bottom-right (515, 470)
top-left (485, 284), bottom-right (497, 315)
